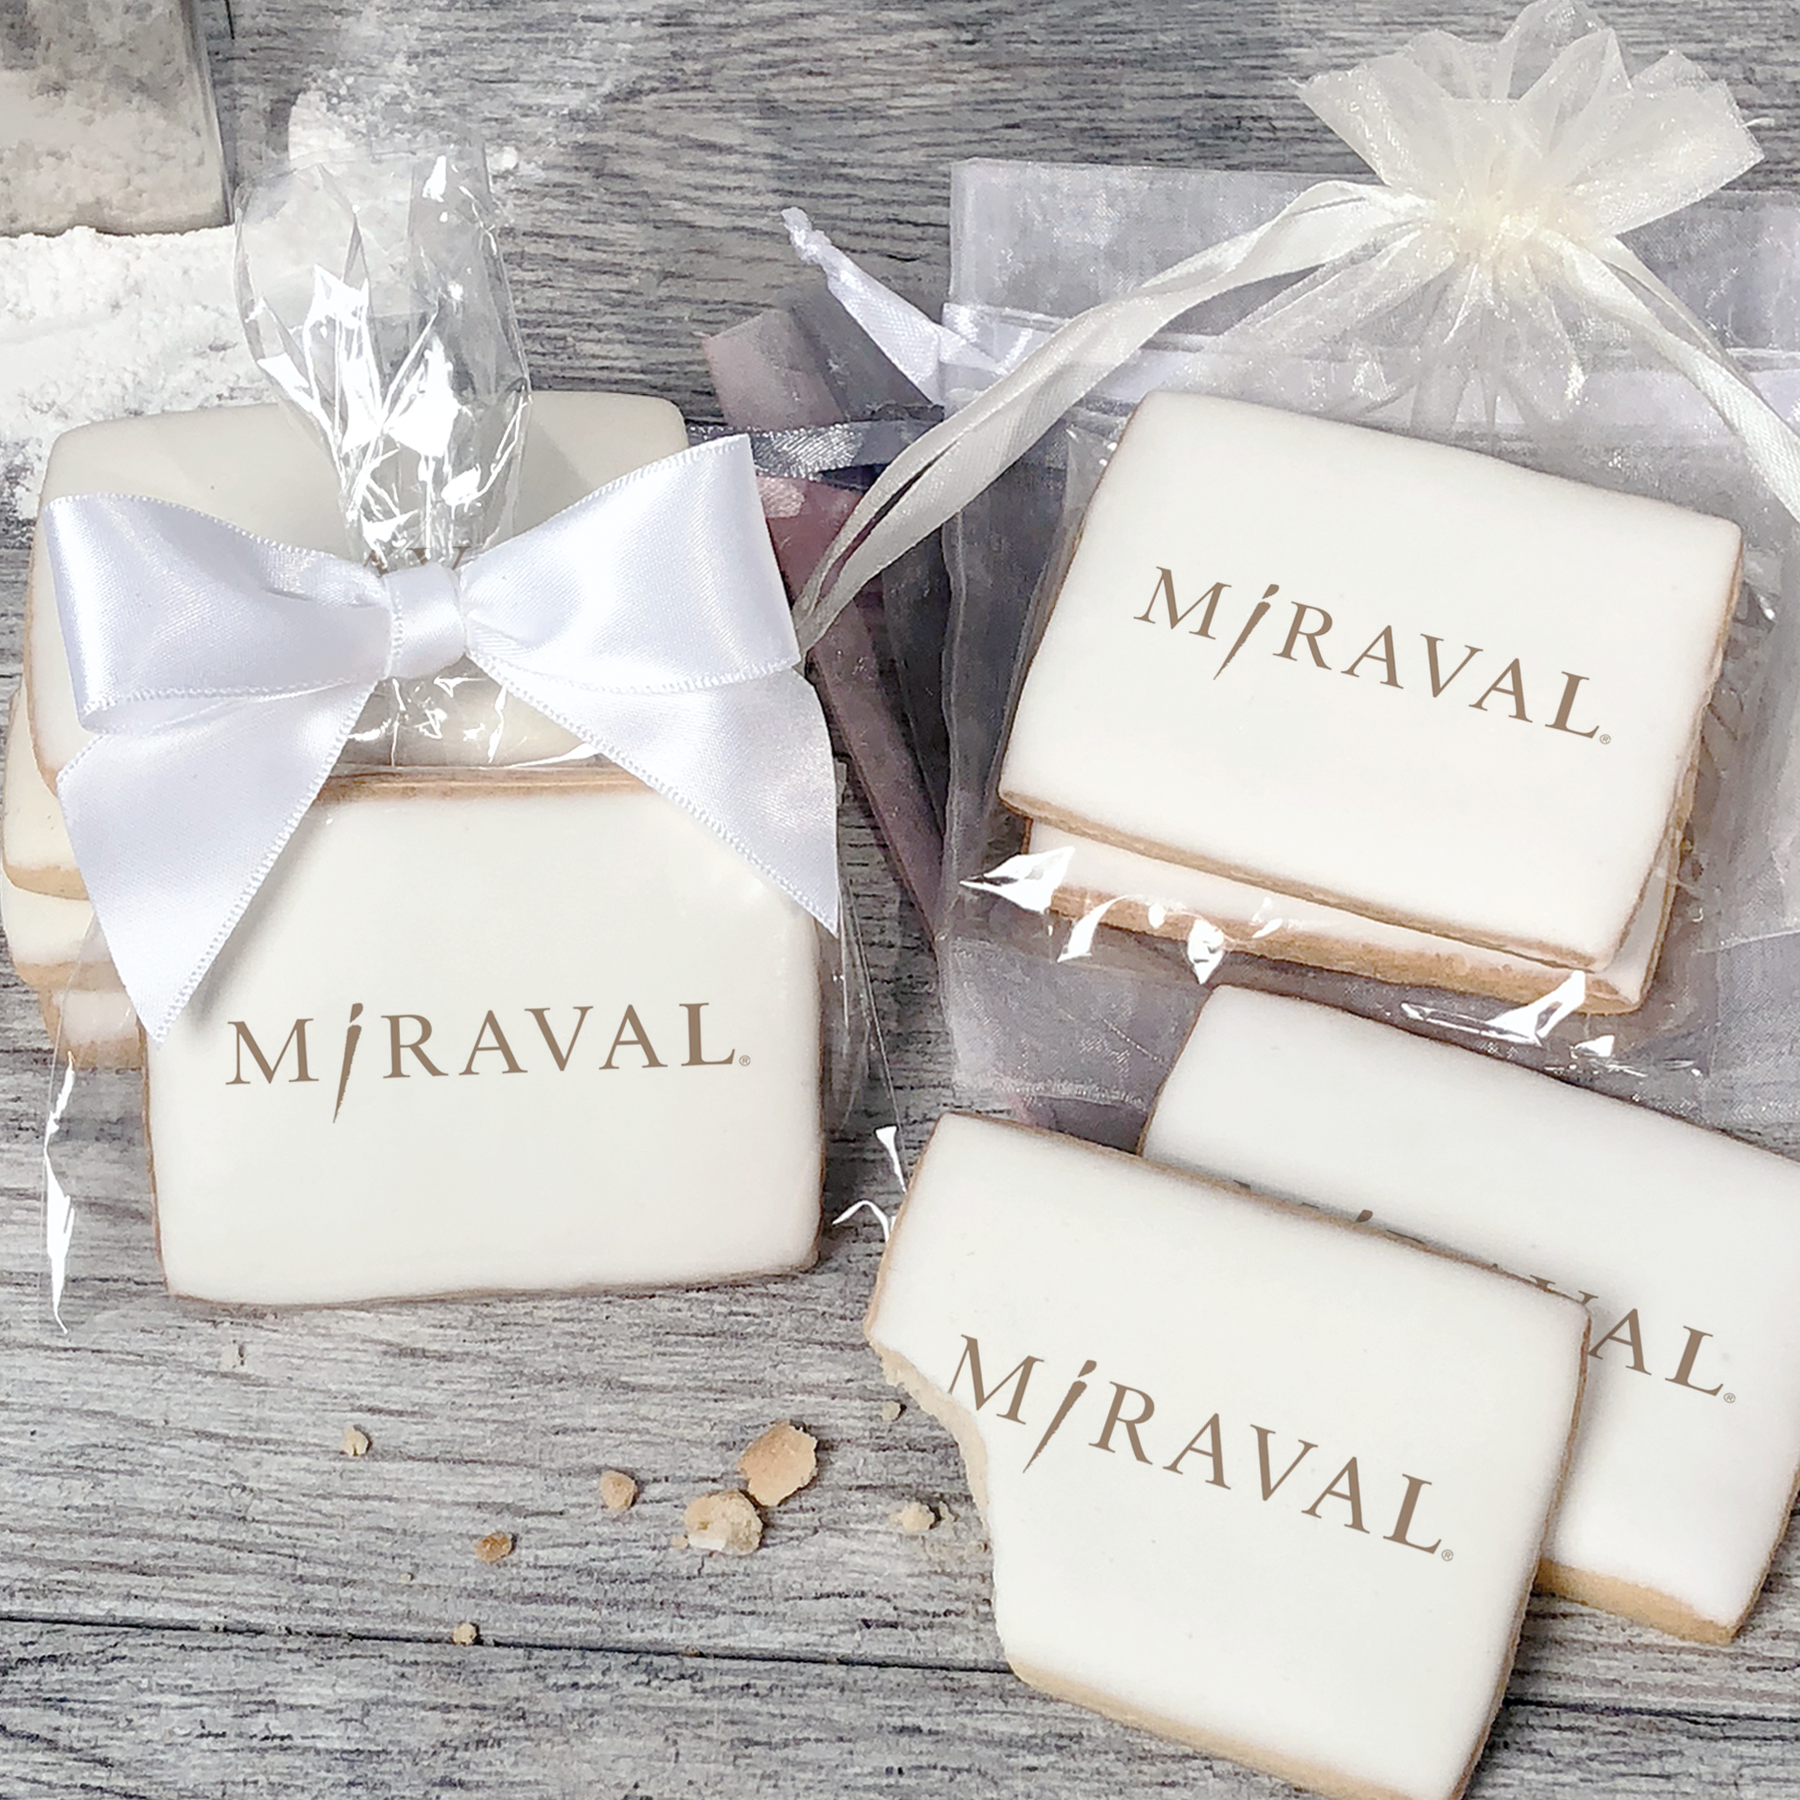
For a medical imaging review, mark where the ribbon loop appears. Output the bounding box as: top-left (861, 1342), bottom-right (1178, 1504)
top-left (48, 495), bottom-right (391, 716)
top-left (383, 561), bottom-right (468, 679)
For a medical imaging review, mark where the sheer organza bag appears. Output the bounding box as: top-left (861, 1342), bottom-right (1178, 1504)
top-left (786, 3), bottom-right (1800, 1152)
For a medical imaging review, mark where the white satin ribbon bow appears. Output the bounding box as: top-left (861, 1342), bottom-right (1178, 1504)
top-left (790, 2), bottom-right (1800, 649)
top-left (41, 435), bottom-right (839, 1042)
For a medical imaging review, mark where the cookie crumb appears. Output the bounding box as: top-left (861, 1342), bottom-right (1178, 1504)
top-left (340, 1425), bottom-right (371, 1458)
top-left (879, 1400), bottom-right (902, 1424)
top-left (669, 1534), bottom-right (689, 1550)
top-left (218, 1342), bottom-right (243, 1372)
top-left (893, 1500), bottom-right (935, 1535)
top-left (684, 1489), bottom-right (763, 1555)
top-left (599, 1470), bottom-right (638, 1512)
top-left (474, 1532), bottom-right (514, 1564)
top-left (738, 1420), bottom-right (817, 1507)
top-left (450, 1622), bottom-right (478, 1646)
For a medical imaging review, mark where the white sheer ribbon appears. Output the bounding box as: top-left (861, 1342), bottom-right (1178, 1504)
top-left (782, 206), bottom-right (1004, 408)
top-left (790, 1), bottom-right (1792, 651)
top-left (42, 435), bottom-right (840, 1041)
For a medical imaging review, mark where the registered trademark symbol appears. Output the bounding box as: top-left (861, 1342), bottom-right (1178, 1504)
top-left (738, 1054), bottom-right (751, 1066)
top-left (1599, 734), bottom-right (1611, 745)
top-left (1441, 1548), bottom-right (1454, 1562)
top-left (1724, 1392), bottom-right (1736, 1404)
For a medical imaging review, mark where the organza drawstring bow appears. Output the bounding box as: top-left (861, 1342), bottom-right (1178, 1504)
top-left (41, 435), bottom-right (839, 1041)
top-left (790, 0), bottom-right (1799, 650)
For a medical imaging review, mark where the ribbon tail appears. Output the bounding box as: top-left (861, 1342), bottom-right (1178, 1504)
top-left (783, 208), bottom-right (981, 406)
top-left (790, 180), bottom-right (1411, 653)
top-left (1219, 226), bottom-right (1450, 353)
top-left (58, 688), bottom-right (371, 1041)
top-left (478, 660), bottom-right (840, 934)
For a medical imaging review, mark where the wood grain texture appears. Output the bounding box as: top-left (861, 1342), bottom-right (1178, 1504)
top-left (7, 0), bottom-right (1800, 1793)
top-left (2, 1627), bottom-right (1800, 1800)
top-left (200, 0), bottom-right (1800, 424)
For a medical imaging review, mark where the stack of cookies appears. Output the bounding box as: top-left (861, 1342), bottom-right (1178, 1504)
top-left (871, 1011), bottom-right (1800, 1800)
top-left (2, 680), bottom-right (136, 1066)
top-left (4, 395), bottom-right (829, 1305)
top-left (1000, 393), bottom-right (1743, 1014)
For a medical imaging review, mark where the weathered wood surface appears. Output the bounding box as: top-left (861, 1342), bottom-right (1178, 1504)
top-left (7, 0), bottom-right (1800, 1794)
top-left (5, 1627), bottom-right (1800, 1800)
top-left (199, 0), bottom-right (1800, 429)
top-left (1, 1626), bottom-right (1796, 1800)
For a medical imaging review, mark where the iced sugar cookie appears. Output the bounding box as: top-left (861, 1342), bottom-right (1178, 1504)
top-left (999, 394), bottom-right (1739, 970)
top-left (39, 983), bottom-right (140, 1070)
top-left (0, 865), bottom-right (114, 991)
top-left (868, 1113), bottom-right (1587, 1800)
top-left (3, 687), bottom-right (82, 900)
top-left (1143, 988), bottom-right (1800, 1641)
top-left (148, 772), bottom-right (823, 1305)
top-left (1027, 822), bottom-right (1676, 1013)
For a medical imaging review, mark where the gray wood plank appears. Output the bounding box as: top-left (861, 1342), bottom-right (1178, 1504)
top-left (200, 0), bottom-right (1800, 426)
top-left (2, 1624), bottom-right (1799, 1800)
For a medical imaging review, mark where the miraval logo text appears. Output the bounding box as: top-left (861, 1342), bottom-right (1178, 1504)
top-left (1524, 1277), bottom-right (1735, 1403)
top-left (1135, 568), bottom-right (1606, 741)
top-left (225, 1003), bottom-right (743, 1121)
top-left (950, 1333), bottom-right (1451, 1558)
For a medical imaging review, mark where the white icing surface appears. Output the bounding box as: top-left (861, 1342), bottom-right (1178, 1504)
top-left (28, 391), bottom-right (690, 777)
top-left (869, 1114), bottom-right (1586, 1800)
top-left (1028, 822), bottom-right (1669, 1012)
top-left (41, 982), bottom-right (141, 1068)
top-left (1144, 989), bottom-right (1800, 1637)
top-left (0, 864), bottom-right (113, 989)
top-left (2, 684), bottom-right (82, 899)
top-left (147, 780), bottom-right (822, 1305)
top-left (1000, 394), bottom-right (1738, 969)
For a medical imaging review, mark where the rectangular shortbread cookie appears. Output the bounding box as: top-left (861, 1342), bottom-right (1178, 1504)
top-left (3, 686), bottom-right (82, 899)
top-left (39, 984), bottom-right (141, 1070)
top-left (998, 394), bottom-right (1739, 970)
top-left (868, 1113), bottom-right (1587, 1800)
top-left (147, 774), bottom-right (823, 1304)
top-left (1026, 822), bottom-right (1675, 1013)
top-left (1143, 988), bottom-right (1800, 1641)
top-left (0, 864), bottom-right (114, 991)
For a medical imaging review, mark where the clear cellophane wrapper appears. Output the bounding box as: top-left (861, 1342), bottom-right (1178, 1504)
top-left (235, 149), bottom-right (537, 767)
top-left (933, 158), bottom-right (1800, 1150)
top-left (40, 150), bottom-right (870, 1324)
